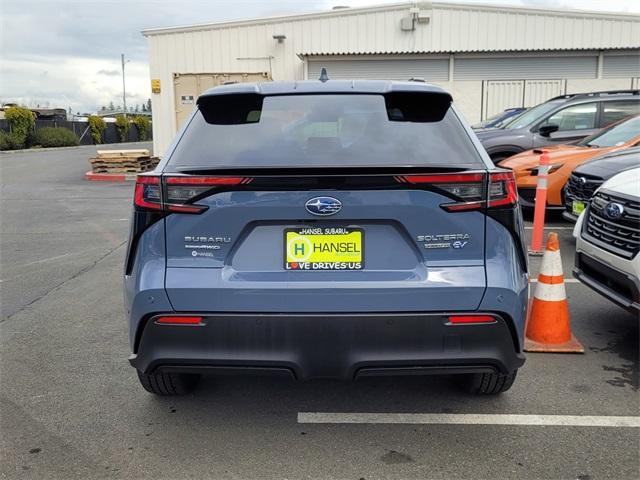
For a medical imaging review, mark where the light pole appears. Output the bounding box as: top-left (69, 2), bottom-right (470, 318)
top-left (121, 53), bottom-right (130, 115)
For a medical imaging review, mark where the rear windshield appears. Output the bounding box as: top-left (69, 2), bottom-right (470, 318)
top-left (166, 94), bottom-right (484, 170)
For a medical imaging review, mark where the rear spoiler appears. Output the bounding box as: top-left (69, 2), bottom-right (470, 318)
top-left (173, 165), bottom-right (475, 176)
top-left (197, 90), bottom-right (453, 125)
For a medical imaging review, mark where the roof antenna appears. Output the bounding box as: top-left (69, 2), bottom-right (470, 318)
top-left (319, 67), bottom-right (329, 83)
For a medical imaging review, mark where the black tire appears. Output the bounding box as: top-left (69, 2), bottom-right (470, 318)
top-left (466, 370), bottom-right (518, 395)
top-left (136, 370), bottom-right (200, 395)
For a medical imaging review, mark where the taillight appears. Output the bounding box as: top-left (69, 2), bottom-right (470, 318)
top-left (164, 176), bottom-right (249, 213)
top-left (488, 171), bottom-right (518, 208)
top-left (396, 171), bottom-right (518, 211)
top-left (133, 175), bottom-right (251, 213)
top-left (398, 172), bottom-right (485, 211)
top-left (134, 175), bottom-right (162, 211)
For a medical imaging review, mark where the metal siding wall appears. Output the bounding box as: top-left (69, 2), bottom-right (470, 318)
top-left (307, 58), bottom-right (449, 81)
top-left (524, 80), bottom-right (565, 106)
top-left (146, 2), bottom-right (640, 155)
top-left (483, 81), bottom-right (524, 119)
top-left (602, 54), bottom-right (640, 78)
top-left (454, 55), bottom-right (598, 80)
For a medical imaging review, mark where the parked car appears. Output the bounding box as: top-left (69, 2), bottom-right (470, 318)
top-left (472, 107), bottom-right (527, 129)
top-left (574, 167), bottom-right (640, 314)
top-left (124, 79), bottom-right (528, 396)
top-left (564, 147), bottom-right (640, 222)
top-left (500, 115), bottom-right (640, 209)
top-left (475, 90), bottom-right (640, 164)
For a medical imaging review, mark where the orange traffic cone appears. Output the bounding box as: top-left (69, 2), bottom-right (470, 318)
top-left (525, 232), bottom-right (584, 353)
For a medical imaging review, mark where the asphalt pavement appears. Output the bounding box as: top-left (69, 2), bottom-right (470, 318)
top-left (1, 145), bottom-right (638, 480)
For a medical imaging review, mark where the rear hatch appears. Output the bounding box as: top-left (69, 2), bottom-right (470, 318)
top-left (146, 87), bottom-right (514, 313)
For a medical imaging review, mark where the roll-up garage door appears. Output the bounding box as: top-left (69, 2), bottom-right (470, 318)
top-left (307, 58), bottom-right (450, 82)
top-left (455, 55), bottom-right (597, 80)
top-left (602, 54), bottom-right (640, 78)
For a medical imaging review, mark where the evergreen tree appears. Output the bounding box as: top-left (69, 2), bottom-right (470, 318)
top-left (146, 98), bottom-right (152, 112)
top-left (108, 101), bottom-right (115, 111)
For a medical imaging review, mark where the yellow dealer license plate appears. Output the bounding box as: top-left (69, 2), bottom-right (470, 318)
top-left (284, 227), bottom-right (363, 270)
top-left (572, 200), bottom-right (585, 216)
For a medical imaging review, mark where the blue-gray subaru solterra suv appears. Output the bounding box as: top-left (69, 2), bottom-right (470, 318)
top-left (124, 78), bottom-right (528, 396)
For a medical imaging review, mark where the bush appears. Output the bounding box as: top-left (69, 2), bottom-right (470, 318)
top-left (5, 106), bottom-right (35, 148)
top-left (33, 127), bottom-right (79, 148)
top-left (115, 114), bottom-right (129, 142)
top-left (0, 131), bottom-right (24, 151)
top-left (132, 115), bottom-right (151, 141)
top-left (88, 115), bottom-right (106, 144)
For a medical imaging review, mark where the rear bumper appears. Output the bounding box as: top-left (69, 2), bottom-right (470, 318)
top-left (129, 312), bottom-right (525, 380)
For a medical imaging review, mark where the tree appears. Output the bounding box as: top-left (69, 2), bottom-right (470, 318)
top-left (100, 106), bottom-right (107, 112)
top-left (114, 114), bottom-right (129, 142)
top-left (134, 104), bottom-right (139, 113)
top-left (141, 103), bottom-right (147, 113)
top-left (108, 101), bottom-right (115, 112)
top-left (146, 98), bottom-right (152, 113)
top-left (88, 115), bottom-right (106, 144)
top-left (5, 106), bottom-right (35, 149)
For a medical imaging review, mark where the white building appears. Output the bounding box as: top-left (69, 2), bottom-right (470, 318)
top-left (143, 1), bottom-right (640, 155)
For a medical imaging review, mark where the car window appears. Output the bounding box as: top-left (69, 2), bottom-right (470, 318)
top-left (504, 102), bottom-right (559, 129)
top-left (539, 103), bottom-right (597, 131)
top-left (601, 100), bottom-right (640, 127)
top-left (582, 115), bottom-right (640, 148)
top-left (166, 94), bottom-right (484, 169)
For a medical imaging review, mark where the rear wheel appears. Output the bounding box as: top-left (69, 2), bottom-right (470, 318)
top-left (466, 370), bottom-right (518, 395)
top-left (136, 370), bottom-right (200, 395)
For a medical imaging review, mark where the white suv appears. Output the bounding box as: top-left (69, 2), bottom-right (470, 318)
top-left (574, 167), bottom-right (640, 314)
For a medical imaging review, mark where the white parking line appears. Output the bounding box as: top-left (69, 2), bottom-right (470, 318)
top-left (297, 413), bottom-right (640, 428)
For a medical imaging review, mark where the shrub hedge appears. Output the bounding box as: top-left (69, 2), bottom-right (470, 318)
top-left (33, 127), bottom-right (79, 148)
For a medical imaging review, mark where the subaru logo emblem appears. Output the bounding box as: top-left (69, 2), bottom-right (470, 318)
top-left (305, 197), bottom-right (342, 216)
top-left (604, 202), bottom-right (624, 219)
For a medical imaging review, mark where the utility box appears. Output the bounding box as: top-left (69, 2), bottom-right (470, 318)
top-left (173, 72), bottom-right (271, 130)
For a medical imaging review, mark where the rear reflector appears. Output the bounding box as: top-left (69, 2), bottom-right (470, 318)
top-left (155, 316), bottom-right (203, 325)
top-left (448, 315), bottom-right (496, 324)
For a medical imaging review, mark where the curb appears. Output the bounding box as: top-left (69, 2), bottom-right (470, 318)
top-left (85, 171), bottom-right (137, 182)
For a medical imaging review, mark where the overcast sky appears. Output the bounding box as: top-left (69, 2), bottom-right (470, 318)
top-left (1, 0), bottom-right (638, 113)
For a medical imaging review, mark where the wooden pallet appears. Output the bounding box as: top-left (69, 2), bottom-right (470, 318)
top-left (95, 149), bottom-right (149, 159)
top-left (88, 151), bottom-right (159, 175)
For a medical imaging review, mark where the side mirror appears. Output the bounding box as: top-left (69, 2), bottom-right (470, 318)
top-left (538, 124), bottom-right (560, 137)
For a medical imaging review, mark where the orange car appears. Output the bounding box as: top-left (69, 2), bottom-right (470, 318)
top-left (501, 115), bottom-right (640, 209)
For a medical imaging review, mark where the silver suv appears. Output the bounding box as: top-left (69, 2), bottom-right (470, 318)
top-left (476, 90), bottom-right (640, 164)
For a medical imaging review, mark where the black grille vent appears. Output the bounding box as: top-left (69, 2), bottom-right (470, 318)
top-left (583, 191), bottom-right (640, 258)
top-left (566, 174), bottom-right (603, 201)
